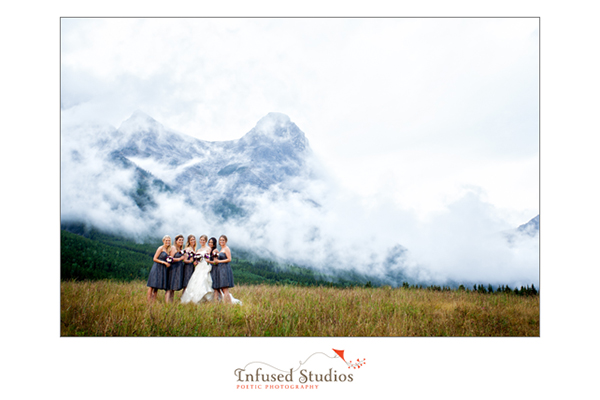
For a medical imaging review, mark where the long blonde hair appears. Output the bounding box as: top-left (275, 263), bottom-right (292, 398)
top-left (186, 234), bottom-right (197, 251)
top-left (162, 235), bottom-right (172, 254)
top-left (219, 235), bottom-right (228, 246)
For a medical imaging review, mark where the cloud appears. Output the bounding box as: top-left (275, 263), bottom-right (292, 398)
top-left (214, 177), bottom-right (538, 288)
top-left (61, 116), bottom-right (538, 289)
top-left (60, 18), bottom-right (539, 288)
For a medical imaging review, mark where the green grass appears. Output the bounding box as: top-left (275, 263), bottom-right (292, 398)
top-left (61, 280), bottom-right (539, 337)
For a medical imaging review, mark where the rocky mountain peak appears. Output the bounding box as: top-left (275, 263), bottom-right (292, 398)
top-left (240, 112), bottom-right (309, 155)
top-left (517, 215), bottom-right (539, 236)
top-left (117, 110), bottom-right (163, 136)
top-left (255, 112), bottom-right (292, 133)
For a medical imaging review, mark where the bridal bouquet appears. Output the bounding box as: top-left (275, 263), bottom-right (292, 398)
top-left (193, 252), bottom-right (203, 260)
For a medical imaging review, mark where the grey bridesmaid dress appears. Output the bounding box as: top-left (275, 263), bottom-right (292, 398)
top-left (167, 250), bottom-right (185, 291)
top-left (211, 251), bottom-right (234, 289)
top-left (147, 251), bottom-right (168, 290)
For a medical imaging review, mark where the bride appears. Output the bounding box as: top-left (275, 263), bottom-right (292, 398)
top-left (181, 235), bottom-right (242, 305)
top-left (181, 235), bottom-right (214, 304)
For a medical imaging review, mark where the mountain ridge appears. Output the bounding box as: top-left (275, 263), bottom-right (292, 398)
top-left (61, 111), bottom-right (539, 288)
top-left (61, 111), bottom-right (319, 228)
top-left (517, 214), bottom-right (539, 237)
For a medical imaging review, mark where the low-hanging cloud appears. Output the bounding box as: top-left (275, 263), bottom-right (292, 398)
top-left (60, 18), bottom-right (539, 289)
top-left (216, 175), bottom-right (539, 289)
top-left (61, 119), bottom-right (539, 290)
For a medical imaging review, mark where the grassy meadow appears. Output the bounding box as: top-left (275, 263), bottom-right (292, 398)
top-left (61, 280), bottom-right (539, 336)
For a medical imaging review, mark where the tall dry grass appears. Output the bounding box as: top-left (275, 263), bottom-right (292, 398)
top-left (61, 280), bottom-right (539, 336)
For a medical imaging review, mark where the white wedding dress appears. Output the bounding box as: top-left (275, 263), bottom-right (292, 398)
top-left (181, 248), bottom-right (242, 305)
top-left (181, 248), bottom-right (214, 304)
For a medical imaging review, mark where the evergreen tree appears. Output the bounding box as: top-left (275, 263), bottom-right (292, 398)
top-left (531, 284), bottom-right (538, 295)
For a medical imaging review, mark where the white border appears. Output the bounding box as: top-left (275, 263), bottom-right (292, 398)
top-left (5, 1), bottom-right (599, 398)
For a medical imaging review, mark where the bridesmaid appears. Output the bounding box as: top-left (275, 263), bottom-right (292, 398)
top-left (210, 235), bottom-right (235, 304)
top-left (207, 237), bottom-right (221, 301)
top-left (181, 234), bottom-right (198, 296)
top-left (146, 235), bottom-right (172, 302)
top-left (165, 234), bottom-right (186, 303)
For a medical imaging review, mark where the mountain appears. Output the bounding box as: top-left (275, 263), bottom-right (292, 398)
top-left (517, 215), bottom-right (539, 237)
top-left (61, 111), bottom-right (414, 285)
top-left (119, 111), bottom-right (314, 212)
top-left (503, 214), bottom-right (539, 246)
top-left (61, 111), bottom-right (538, 289)
top-left (61, 111), bottom-right (319, 229)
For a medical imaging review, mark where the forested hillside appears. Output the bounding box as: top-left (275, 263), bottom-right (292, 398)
top-left (61, 225), bottom-right (538, 295)
top-left (60, 226), bottom-right (357, 287)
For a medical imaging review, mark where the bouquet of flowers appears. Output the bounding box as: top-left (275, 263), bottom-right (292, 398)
top-left (193, 252), bottom-right (203, 260)
top-left (166, 256), bottom-right (173, 263)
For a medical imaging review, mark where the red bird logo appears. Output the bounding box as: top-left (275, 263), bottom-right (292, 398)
top-left (332, 349), bottom-right (366, 369)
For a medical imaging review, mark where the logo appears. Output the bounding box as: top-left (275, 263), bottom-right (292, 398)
top-left (234, 348), bottom-right (366, 390)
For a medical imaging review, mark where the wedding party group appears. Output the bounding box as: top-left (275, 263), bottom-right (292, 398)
top-left (146, 234), bottom-right (241, 305)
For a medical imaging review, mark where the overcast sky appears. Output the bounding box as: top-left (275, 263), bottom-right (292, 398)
top-left (61, 17), bottom-right (539, 223)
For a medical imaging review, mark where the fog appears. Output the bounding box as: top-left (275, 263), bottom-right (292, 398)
top-left (60, 18), bottom-right (539, 288)
top-left (61, 122), bottom-right (538, 289)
